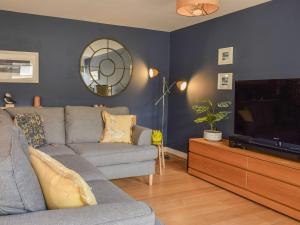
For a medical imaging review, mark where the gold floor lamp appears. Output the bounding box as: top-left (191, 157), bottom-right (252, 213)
top-left (149, 67), bottom-right (188, 147)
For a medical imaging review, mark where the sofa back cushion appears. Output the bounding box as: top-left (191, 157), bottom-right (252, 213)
top-left (0, 110), bottom-right (46, 215)
top-left (0, 109), bottom-right (13, 159)
top-left (65, 106), bottom-right (129, 144)
top-left (6, 107), bottom-right (65, 144)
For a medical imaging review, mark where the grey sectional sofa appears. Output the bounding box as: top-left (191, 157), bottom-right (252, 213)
top-left (0, 107), bottom-right (162, 225)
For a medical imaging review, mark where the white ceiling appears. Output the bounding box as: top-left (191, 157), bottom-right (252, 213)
top-left (0, 0), bottom-right (271, 32)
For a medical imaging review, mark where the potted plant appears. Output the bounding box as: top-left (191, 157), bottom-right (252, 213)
top-left (192, 99), bottom-right (231, 141)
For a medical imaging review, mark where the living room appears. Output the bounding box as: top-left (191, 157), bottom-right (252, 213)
top-left (0, 0), bottom-right (299, 224)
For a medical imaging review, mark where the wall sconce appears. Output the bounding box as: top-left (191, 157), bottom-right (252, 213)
top-left (149, 67), bottom-right (159, 78)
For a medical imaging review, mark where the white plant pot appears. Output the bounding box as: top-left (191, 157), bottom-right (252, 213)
top-left (203, 130), bottom-right (222, 142)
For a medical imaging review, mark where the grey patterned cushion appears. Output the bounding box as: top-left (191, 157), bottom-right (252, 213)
top-left (15, 113), bottom-right (46, 148)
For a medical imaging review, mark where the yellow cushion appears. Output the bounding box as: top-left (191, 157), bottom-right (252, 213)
top-left (101, 111), bottom-right (135, 144)
top-left (29, 147), bottom-right (97, 209)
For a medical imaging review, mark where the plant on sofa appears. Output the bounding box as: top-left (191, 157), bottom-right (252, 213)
top-left (192, 99), bottom-right (231, 141)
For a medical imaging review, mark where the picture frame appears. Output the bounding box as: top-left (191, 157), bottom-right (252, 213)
top-left (218, 73), bottom-right (233, 90)
top-left (218, 47), bottom-right (233, 65)
top-left (0, 50), bottom-right (39, 83)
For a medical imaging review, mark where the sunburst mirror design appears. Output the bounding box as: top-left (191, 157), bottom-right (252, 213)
top-left (80, 39), bottom-right (133, 96)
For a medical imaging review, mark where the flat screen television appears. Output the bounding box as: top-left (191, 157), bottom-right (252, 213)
top-left (235, 79), bottom-right (300, 146)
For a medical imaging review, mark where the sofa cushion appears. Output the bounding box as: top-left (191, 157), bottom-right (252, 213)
top-left (6, 107), bottom-right (65, 144)
top-left (68, 143), bottom-right (157, 167)
top-left (101, 111), bottom-right (135, 144)
top-left (98, 160), bottom-right (156, 180)
top-left (65, 106), bottom-right (103, 144)
top-left (65, 106), bottom-right (130, 144)
top-left (53, 154), bottom-right (106, 182)
top-left (0, 121), bottom-right (46, 215)
top-left (87, 180), bottom-right (132, 204)
top-left (10, 131), bottom-right (46, 213)
top-left (0, 201), bottom-right (155, 225)
top-left (38, 144), bottom-right (75, 157)
top-left (29, 148), bottom-right (97, 209)
top-left (15, 113), bottom-right (47, 148)
top-left (0, 109), bottom-right (14, 159)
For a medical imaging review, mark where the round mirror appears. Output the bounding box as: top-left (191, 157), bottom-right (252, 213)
top-left (80, 39), bottom-right (133, 96)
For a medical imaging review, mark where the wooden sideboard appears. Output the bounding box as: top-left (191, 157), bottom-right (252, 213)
top-left (188, 138), bottom-right (300, 221)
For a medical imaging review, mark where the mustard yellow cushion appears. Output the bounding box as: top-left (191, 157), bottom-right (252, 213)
top-left (101, 111), bottom-right (135, 144)
top-left (29, 147), bottom-right (97, 209)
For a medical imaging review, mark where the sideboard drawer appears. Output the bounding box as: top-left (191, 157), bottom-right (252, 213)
top-left (247, 172), bottom-right (300, 210)
top-left (248, 157), bottom-right (300, 187)
top-left (189, 140), bottom-right (247, 169)
top-left (189, 153), bottom-right (247, 188)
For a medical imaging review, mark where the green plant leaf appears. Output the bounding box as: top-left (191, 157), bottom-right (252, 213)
top-left (192, 105), bottom-right (209, 114)
top-left (206, 112), bottom-right (217, 123)
top-left (194, 116), bottom-right (208, 123)
top-left (214, 111), bottom-right (231, 122)
top-left (217, 101), bottom-right (232, 108)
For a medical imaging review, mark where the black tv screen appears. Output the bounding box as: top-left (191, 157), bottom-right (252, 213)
top-left (235, 79), bottom-right (300, 146)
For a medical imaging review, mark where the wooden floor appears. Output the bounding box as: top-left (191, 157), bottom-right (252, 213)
top-left (113, 154), bottom-right (300, 225)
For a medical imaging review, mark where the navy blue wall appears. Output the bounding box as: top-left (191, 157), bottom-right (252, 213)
top-left (168, 0), bottom-right (300, 152)
top-left (0, 11), bottom-right (170, 130)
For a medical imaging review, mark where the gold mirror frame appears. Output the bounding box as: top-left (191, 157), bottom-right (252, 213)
top-left (80, 39), bottom-right (133, 96)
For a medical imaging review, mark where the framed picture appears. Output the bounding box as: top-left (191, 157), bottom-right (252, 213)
top-left (0, 50), bottom-right (39, 83)
top-left (218, 47), bottom-right (233, 65)
top-left (218, 73), bottom-right (233, 90)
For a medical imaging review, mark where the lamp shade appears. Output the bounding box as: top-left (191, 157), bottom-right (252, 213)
top-left (149, 67), bottom-right (159, 78)
top-left (176, 0), bottom-right (220, 17)
top-left (176, 81), bottom-right (188, 91)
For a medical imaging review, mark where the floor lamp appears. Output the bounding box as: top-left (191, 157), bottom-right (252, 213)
top-left (149, 67), bottom-right (188, 146)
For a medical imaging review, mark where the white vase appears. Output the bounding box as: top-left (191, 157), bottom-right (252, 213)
top-left (203, 130), bottom-right (222, 142)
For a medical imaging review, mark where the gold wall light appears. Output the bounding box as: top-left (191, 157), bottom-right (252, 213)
top-left (176, 80), bottom-right (188, 91)
top-left (149, 67), bottom-right (159, 78)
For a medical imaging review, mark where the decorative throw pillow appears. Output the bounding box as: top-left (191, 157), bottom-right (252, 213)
top-left (29, 147), bottom-right (97, 209)
top-left (101, 111), bottom-right (135, 144)
top-left (14, 113), bottom-right (47, 148)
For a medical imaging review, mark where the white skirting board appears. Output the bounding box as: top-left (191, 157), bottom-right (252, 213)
top-left (164, 147), bottom-right (187, 159)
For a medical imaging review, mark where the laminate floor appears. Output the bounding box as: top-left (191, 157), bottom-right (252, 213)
top-left (113, 154), bottom-right (299, 225)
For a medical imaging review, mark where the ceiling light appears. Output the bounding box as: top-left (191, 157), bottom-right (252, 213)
top-left (176, 0), bottom-right (220, 17)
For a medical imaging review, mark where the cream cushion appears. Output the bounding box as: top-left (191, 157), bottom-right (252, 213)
top-left (101, 111), bottom-right (135, 144)
top-left (29, 147), bottom-right (97, 209)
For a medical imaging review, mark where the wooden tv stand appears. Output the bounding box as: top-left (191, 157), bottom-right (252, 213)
top-left (188, 138), bottom-right (300, 220)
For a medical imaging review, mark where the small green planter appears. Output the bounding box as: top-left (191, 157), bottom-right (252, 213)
top-left (152, 130), bottom-right (163, 146)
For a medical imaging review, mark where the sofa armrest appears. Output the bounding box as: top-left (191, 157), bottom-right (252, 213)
top-left (0, 201), bottom-right (155, 225)
top-left (132, 125), bottom-right (152, 146)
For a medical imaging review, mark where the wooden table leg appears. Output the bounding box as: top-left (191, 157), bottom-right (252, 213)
top-left (158, 145), bottom-right (162, 175)
top-left (161, 145), bottom-right (166, 169)
top-left (149, 174), bottom-right (153, 186)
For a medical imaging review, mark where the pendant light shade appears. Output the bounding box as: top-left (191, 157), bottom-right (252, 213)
top-left (176, 0), bottom-right (220, 17)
